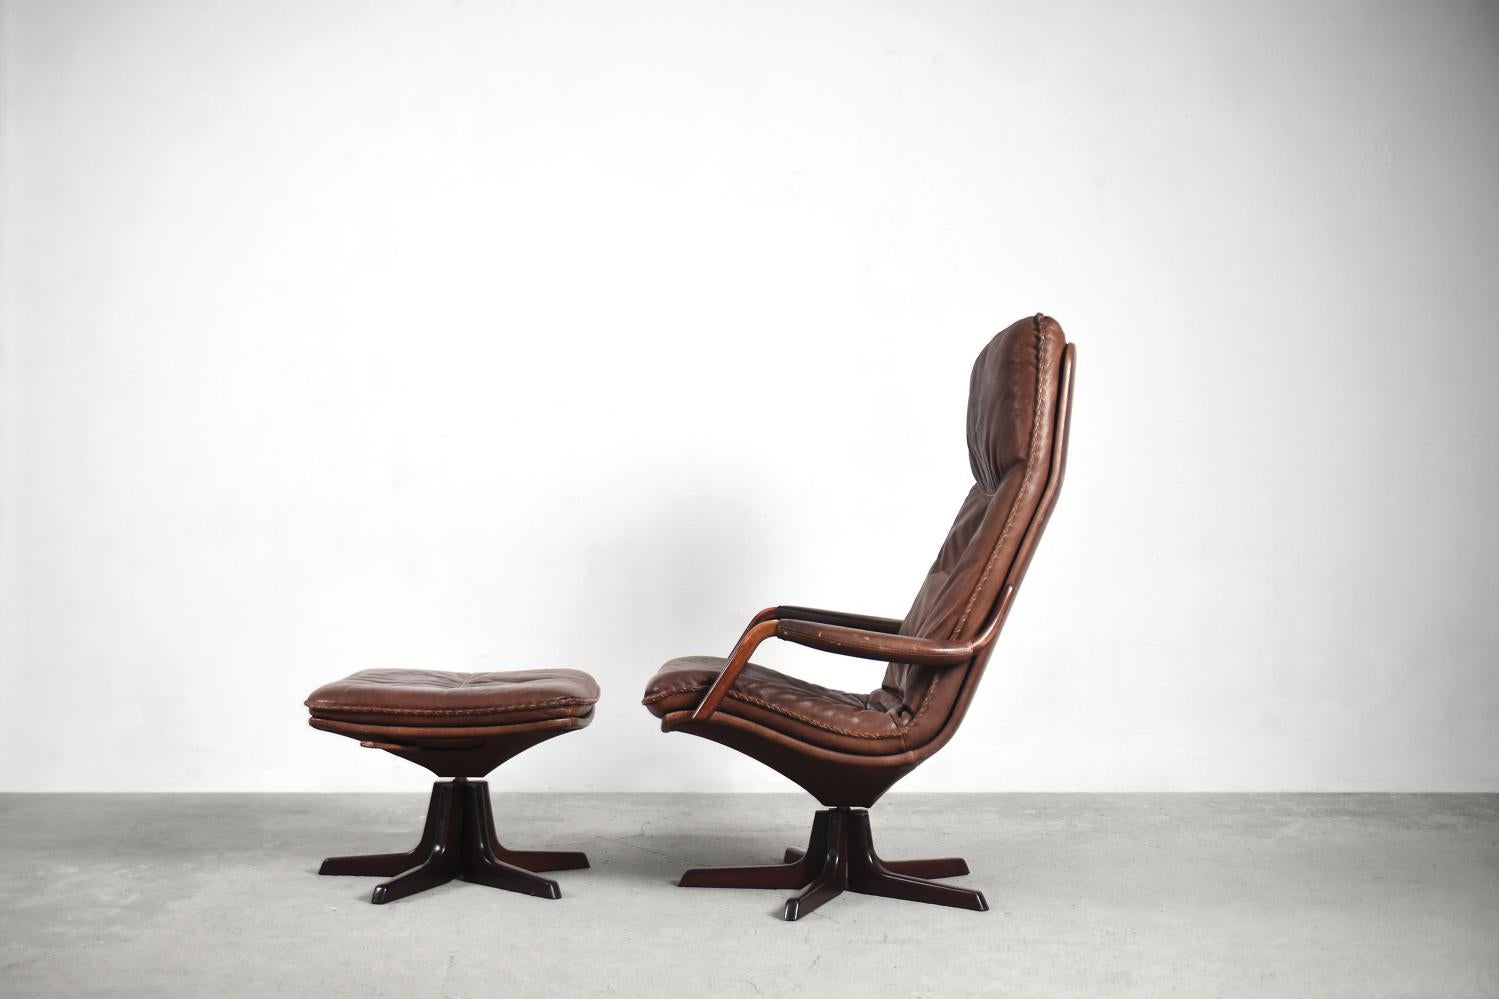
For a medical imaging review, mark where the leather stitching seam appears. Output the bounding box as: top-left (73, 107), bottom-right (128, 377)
top-left (950, 315), bottom-right (1049, 640)
top-left (308, 696), bottom-right (595, 717)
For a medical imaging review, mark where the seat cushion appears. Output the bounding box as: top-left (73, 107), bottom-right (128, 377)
top-left (642, 656), bottom-right (915, 755)
top-left (306, 668), bottom-right (599, 728)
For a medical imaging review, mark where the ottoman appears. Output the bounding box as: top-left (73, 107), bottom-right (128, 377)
top-left (306, 667), bottom-right (599, 904)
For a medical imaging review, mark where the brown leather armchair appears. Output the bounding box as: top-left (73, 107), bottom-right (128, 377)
top-left (643, 315), bottom-right (1074, 919)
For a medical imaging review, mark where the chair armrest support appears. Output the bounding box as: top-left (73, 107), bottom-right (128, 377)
top-left (691, 620), bottom-right (779, 721)
top-left (691, 587), bottom-right (1016, 723)
top-left (738, 605), bottom-right (902, 642)
top-left (773, 620), bottom-right (974, 666)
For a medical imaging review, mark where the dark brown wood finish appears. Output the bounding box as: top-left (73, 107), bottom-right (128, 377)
top-left (741, 605), bottom-right (904, 635)
top-left (680, 807), bottom-right (987, 921)
top-left (692, 589), bottom-right (1014, 725)
top-left (319, 779), bottom-right (589, 905)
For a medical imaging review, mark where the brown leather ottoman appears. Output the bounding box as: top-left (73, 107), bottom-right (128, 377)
top-left (306, 667), bottom-right (599, 904)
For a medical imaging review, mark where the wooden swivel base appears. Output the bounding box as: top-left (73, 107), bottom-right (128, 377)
top-left (678, 807), bottom-right (987, 920)
top-left (319, 779), bottom-right (589, 905)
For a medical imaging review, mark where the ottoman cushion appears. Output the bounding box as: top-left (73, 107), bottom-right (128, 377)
top-left (306, 668), bottom-right (599, 729)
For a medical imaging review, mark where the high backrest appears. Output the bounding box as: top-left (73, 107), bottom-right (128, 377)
top-left (880, 314), bottom-right (1071, 749)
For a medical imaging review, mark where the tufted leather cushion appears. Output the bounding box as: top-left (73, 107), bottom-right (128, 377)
top-left (306, 668), bottom-right (599, 729)
top-left (882, 315), bottom-right (1065, 745)
top-left (644, 656), bottom-right (911, 754)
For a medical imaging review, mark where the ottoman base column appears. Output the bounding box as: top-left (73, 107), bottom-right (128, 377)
top-left (319, 780), bottom-right (589, 904)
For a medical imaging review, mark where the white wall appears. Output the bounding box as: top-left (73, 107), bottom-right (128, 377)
top-left (2, 0), bottom-right (1496, 793)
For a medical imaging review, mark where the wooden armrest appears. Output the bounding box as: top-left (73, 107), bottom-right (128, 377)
top-left (774, 620), bottom-right (973, 666)
top-left (692, 619), bottom-right (780, 721)
top-left (738, 605), bottom-right (901, 642)
top-left (692, 587), bottom-right (1015, 722)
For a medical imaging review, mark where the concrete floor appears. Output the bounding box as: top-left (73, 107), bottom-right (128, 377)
top-left (0, 793), bottom-right (1495, 998)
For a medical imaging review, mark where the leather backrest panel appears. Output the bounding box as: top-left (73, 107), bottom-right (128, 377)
top-left (881, 315), bottom-right (1066, 743)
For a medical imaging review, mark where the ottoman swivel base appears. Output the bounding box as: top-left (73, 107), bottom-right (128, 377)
top-left (320, 779), bottom-right (589, 904)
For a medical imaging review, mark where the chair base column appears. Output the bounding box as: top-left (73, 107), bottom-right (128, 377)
top-left (678, 807), bottom-right (987, 920)
top-left (318, 780), bottom-right (589, 904)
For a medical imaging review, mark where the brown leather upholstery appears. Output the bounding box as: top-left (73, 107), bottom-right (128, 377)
top-left (307, 668), bottom-right (598, 777)
top-left (643, 658), bottom-right (909, 754)
top-left (643, 314), bottom-right (1073, 807)
top-left (883, 314), bottom-right (1067, 744)
top-left (307, 668), bottom-right (599, 730)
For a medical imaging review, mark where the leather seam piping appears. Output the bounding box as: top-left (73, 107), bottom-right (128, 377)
top-left (949, 314), bottom-right (1049, 640)
top-left (306, 697), bottom-right (596, 717)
